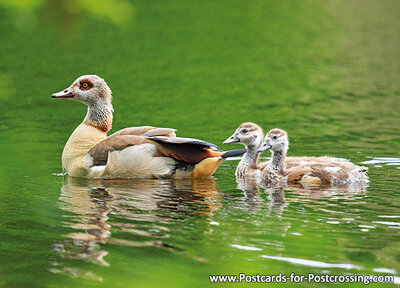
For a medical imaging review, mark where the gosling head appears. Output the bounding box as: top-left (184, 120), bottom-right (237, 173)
top-left (223, 122), bottom-right (263, 149)
top-left (52, 75), bottom-right (112, 106)
top-left (258, 128), bottom-right (289, 153)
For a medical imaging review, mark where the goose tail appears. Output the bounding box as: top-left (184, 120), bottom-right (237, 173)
top-left (191, 149), bottom-right (246, 178)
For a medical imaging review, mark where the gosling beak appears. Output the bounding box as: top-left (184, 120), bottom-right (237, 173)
top-left (258, 143), bottom-right (272, 152)
top-left (223, 134), bottom-right (240, 145)
top-left (52, 87), bottom-right (74, 98)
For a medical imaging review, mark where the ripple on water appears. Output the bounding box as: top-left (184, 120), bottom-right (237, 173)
top-left (260, 255), bottom-right (361, 270)
top-left (362, 157), bottom-right (400, 169)
top-left (373, 268), bottom-right (397, 274)
top-left (231, 244), bottom-right (263, 251)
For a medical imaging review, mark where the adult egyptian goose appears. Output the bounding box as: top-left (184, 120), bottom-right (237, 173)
top-left (258, 128), bottom-right (369, 185)
top-left (52, 75), bottom-right (245, 179)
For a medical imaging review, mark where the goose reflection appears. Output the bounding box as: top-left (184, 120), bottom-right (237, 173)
top-left (54, 176), bottom-right (220, 270)
top-left (235, 175), bottom-right (368, 214)
top-left (234, 177), bottom-right (286, 216)
top-left (236, 177), bottom-right (261, 207)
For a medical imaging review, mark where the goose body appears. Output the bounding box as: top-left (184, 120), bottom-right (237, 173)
top-left (259, 128), bottom-right (369, 185)
top-left (53, 75), bottom-right (245, 179)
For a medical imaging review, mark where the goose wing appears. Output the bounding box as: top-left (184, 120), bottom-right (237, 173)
top-left (88, 135), bottom-right (151, 166)
top-left (88, 134), bottom-right (226, 166)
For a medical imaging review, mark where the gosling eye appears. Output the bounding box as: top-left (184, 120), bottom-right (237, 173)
top-left (242, 129), bottom-right (248, 134)
top-left (272, 135), bottom-right (278, 140)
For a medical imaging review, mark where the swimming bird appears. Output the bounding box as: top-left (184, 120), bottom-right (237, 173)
top-left (222, 122), bottom-right (265, 177)
top-left (52, 75), bottom-right (245, 179)
top-left (258, 128), bottom-right (369, 185)
top-left (222, 122), bottom-right (303, 178)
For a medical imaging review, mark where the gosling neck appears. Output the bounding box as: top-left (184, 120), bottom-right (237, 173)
top-left (240, 144), bottom-right (260, 168)
top-left (269, 148), bottom-right (287, 172)
top-left (83, 100), bottom-right (113, 133)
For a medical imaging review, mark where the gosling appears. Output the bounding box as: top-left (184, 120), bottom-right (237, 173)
top-left (223, 122), bottom-right (265, 177)
top-left (258, 128), bottom-right (369, 185)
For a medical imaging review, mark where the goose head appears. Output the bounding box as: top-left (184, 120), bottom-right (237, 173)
top-left (259, 128), bottom-right (289, 153)
top-left (223, 122), bottom-right (263, 149)
top-left (52, 75), bottom-right (112, 106)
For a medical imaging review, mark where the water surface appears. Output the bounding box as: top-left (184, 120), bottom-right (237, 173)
top-left (0, 0), bottom-right (399, 287)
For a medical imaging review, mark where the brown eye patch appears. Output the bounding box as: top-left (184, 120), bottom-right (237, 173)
top-left (79, 79), bottom-right (94, 90)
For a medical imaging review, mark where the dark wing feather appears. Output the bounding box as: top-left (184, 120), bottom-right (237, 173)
top-left (149, 136), bottom-right (223, 163)
top-left (148, 136), bottom-right (218, 149)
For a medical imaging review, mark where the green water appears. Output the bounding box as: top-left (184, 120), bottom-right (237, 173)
top-left (1, 0), bottom-right (400, 287)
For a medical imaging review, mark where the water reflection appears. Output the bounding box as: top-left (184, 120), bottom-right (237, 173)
top-left (236, 177), bottom-right (261, 207)
top-left (54, 175), bottom-right (373, 279)
top-left (236, 175), bottom-right (368, 201)
top-left (57, 182), bottom-right (114, 267)
top-left (54, 176), bottom-right (221, 271)
top-left (235, 177), bottom-right (287, 215)
top-left (234, 176), bottom-right (369, 218)
top-left (286, 182), bottom-right (368, 198)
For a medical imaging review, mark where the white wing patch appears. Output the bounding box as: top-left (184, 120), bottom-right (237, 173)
top-left (88, 165), bottom-right (106, 178)
top-left (90, 143), bottom-right (175, 178)
top-left (324, 166), bottom-right (341, 173)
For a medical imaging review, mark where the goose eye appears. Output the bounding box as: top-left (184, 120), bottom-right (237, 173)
top-left (79, 81), bottom-right (93, 90)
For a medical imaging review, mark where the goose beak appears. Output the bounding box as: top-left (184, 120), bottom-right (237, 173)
top-left (258, 143), bottom-right (272, 152)
top-left (223, 134), bottom-right (239, 145)
top-left (52, 87), bottom-right (74, 98)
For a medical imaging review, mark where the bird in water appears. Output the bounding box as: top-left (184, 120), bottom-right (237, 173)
top-left (223, 122), bottom-right (309, 179)
top-left (52, 75), bottom-right (245, 179)
top-left (258, 128), bottom-right (369, 185)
